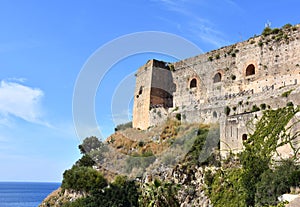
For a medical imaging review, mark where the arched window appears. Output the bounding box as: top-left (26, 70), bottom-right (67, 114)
top-left (190, 78), bottom-right (197, 88)
top-left (242, 134), bottom-right (248, 141)
top-left (213, 111), bottom-right (217, 118)
top-left (246, 64), bottom-right (255, 76)
top-left (213, 72), bottom-right (222, 83)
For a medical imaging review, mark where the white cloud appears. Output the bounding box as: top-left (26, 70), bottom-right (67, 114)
top-left (153, 0), bottom-right (237, 49)
top-left (152, 0), bottom-right (195, 16)
top-left (0, 80), bottom-right (48, 126)
top-left (188, 18), bottom-right (231, 48)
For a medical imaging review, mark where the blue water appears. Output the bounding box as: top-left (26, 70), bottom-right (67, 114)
top-left (0, 182), bottom-right (61, 207)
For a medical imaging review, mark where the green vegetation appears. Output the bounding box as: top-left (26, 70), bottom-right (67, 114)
top-left (205, 106), bottom-right (300, 207)
top-left (260, 103), bottom-right (267, 110)
top-left (255, 159), bottom-right (300, 206)
top-left (61, 166), bottom-right (107, 193)
top-left (262, 26), bottom-right (278, 36)
top-left (172, 106), bottom-right (179, 112)
top-left (283, 23), bottom-right (293, 30)
top-left (115, 121), bottom-right (133, 131)
top-left (61, 137), bottom-right (140, 207)
top-left (176, 113), bottom-right (181, 121)
top-left (251, 104), bottom-right (260, 112)
top-left (62, 175), bottom-right (139, 207)
top-left (167, 63), bottom-right (175, 71)
top-left (139, 179), bottom-right (180, 207)
top-left (259, 24), bottom-right (297, 46)
top-left (169, 124), bottom-right (221, 174)
top-left (60, 105), bottom-right (300, 207)
top-left (205, 167), bottom-right (247, 207)
top-left (78, 136), bottom-right (103, 154)
top-left (241, 106), bottom-right (300, 206)
top-left (281, 89), bottom-right (294, 97)
top-left (75, 154), bottom-right (95, 167)
top-left (78, 136), bottom-right (108, 163)
top-left (125, 154), bottom-right (156, 175)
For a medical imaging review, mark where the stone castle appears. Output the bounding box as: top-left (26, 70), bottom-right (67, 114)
top-left (132, 24), bottom-right (300, 157)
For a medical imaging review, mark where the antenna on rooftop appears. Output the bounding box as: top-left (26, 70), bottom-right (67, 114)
top-left (265, 20), bottom-right (271, 28)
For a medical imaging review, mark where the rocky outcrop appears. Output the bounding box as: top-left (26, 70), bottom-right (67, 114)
top-left (39, 188), bottom-right (86, 207)
top-left (287, 196), bottom-right (300, 207)
top-left (171, 165), bottom-right (213, 207)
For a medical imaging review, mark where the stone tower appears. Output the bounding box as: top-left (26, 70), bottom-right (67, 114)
top-left (133, 59), bottom-right (175, 129)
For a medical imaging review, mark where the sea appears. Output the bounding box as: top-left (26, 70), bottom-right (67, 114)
top-left (0, 182), bottom-right (61, 207)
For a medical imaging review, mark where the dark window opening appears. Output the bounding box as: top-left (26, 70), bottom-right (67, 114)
top-left (138, 86), bottom-right (143, 95)
top-left (242, 134), bottom-right (248, 141)
top-left (213, 111), bottom-right (217, 118)
top-left (190, 78), bottom-right (197, 88)
top-left (213, 72), bottom-right (222, 83)
top-left (246, 64), bottom-right (255, 76)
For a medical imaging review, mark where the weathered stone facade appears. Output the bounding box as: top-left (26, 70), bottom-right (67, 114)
top-left (133, 25), bottom-right (300, 156)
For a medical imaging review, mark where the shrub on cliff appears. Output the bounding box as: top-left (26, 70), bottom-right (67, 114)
top-left (78, 136), bottom-right (103, 154)
top-left (139, 179), bottom-right (180, 207)
top-left (75, 154), bottom-right (95, 167)
top-left (115, 121), bottom-right (132, 131)
top-left (61, 166), bottom-right (107, 193)
top-left (62, 175), bottom-right (139, 207)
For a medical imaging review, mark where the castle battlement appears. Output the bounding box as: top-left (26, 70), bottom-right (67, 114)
top-left (133, 24), bottom-right (300, 157)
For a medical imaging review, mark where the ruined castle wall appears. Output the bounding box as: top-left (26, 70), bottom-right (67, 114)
top-left (172, 27), bottom-right (300, 112)
top-left (133, 25), bottom-right (300, 156)
top-left (133, 60), bottom-right (177, 129)
top-left (169, 27), bottom-right (300, 156)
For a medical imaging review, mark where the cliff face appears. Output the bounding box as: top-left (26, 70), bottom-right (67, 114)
top-left (40, 121), bottom-right (218, 207)
top-left (40, 106), bottom-right (300, 206)
top-left (39, 188), bottom-right (85, 207)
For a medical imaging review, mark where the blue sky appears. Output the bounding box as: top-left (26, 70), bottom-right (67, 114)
top-left (0, 0), bottom-right (300, 182)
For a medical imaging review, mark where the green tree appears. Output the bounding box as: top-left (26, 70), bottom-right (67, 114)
top-left (61, 166), bottom-right (107, 193)
top-left (82, 175), bottom-right (139, 207)
top-left (255, 159), bottom-right (300, 206)
top-left (75, 154), bottom-right (95, 167)
top-left (79, 136), bottom-right (103, 154)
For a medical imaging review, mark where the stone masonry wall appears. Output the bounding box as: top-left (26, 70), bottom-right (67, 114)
top-left (133, 25), bottom-right (300, 156)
